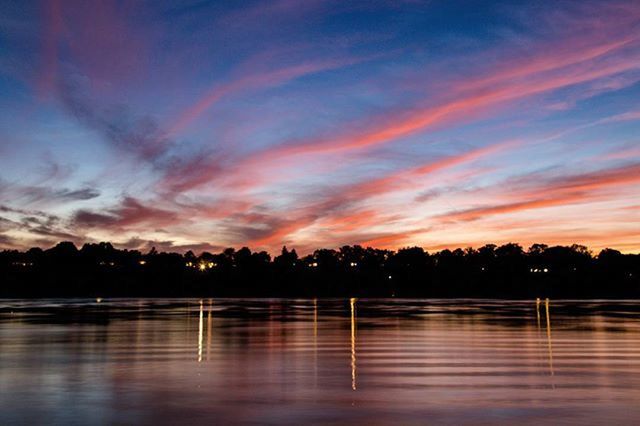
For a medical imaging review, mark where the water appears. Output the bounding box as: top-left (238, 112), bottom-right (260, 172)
top-left (1, 299), bottom-right (640, 425)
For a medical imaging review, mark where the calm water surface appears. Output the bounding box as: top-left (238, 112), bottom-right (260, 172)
top-left (1, 298), bottom-right (640, 425)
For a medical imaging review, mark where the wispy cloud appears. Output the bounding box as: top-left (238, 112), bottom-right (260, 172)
top-left (224, 141), bottom-right (514, 249)
top-left (166, 54), bottom-right (378, 137)
top-left (73, 197), bottom-right (178, 230)
top-left (438, 163), bottom-right (640, 222)
top-left (57, 75), bottom-right (173, 163)
top-left (160, 14), bottom-right (640, 194)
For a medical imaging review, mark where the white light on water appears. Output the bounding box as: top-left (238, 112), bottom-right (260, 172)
top-left (350, 297), bottom-right (357, 391)
top-left (198, 300), bottom-right (204, 362)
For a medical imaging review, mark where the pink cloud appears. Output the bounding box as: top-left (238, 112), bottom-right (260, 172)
top-left (438, 163), bottom-right (640, 222)
top-left (160, 24), bottom-right (639, 195)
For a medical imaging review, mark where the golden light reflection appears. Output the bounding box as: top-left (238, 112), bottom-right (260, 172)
top-left (535, 297), bottom-right (545, 371)
top-left (313, 298), bottom-right (318, 339)
top-left (207, 299), bottom-right (212, 361)
top-left (314, 298), bottom-right (318, 388)
top-left (198, 300), bottom-right (204, 362)
top-left (545, 298), bottom-right (555, 385)
top-left (350, 297), bottom-right (357, 391)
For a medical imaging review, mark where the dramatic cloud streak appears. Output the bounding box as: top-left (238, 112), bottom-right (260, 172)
top-left (439, 163), bottom-right (640, 222)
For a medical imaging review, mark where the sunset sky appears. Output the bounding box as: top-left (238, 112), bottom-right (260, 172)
top-left (0, 0), bottom-right (639, 254)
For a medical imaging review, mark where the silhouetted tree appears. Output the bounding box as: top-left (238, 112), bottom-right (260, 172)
top-left (0, 241), bottom-right (638, 298)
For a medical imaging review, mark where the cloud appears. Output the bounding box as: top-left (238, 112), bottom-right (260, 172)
top-left (15, 186), bottom-right (100, 205)
top-left (439, 163), bottom-right (640, 222)
top-left (357, 231), bottom-right (416, 249)
top-left (414, 188), bottom-right (444, 203)
top-left (35, 157), bottom-right (76, 183)
top-left (116, 237), bottom-right (223, 254)
top-left (0, 205), bottom-right (84, 248)
top-left (257, 49), bottom-right (639, 160)
top-left (0, 205), bottom-right (61, 227)
top-left (159, 150), bottom-right (228, 194)
top-left (73, 197), bottom-right (178, 230)
top-left (0, 216), bottom-right (15, 232)
top-left (220, 142), bottom-right (513, 249)
top-left (159, 12), bottom-right (640, 194)
top-left (321, 210), bottom-right (388, 232)
top-left (38, 0), bottom-right (62, 97)
top-left (0, 233), bottom-right (15, 247)
top-left (28, 225), bottom-right (82, 242)
top-left (166, 54), bottom-right (380, 138)
top-left (57, 74), bottom-right (172, 164)
top-left (4, 0), bottom-right (640, 253)
top-left (72, 210), bottom-right (115, 228)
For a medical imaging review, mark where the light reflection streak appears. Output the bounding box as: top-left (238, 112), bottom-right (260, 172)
top-left (313, 298), bottom-right (318, 339)
top-left (313, 299), bottom-right (318, 389)
top-left (535, 297), bottom-right (544, 369)
top-left (545, 298), bottom-right (555, 387)
top-left (207, 299), bottom-right (212, 361)
top-left (350, 297), bottom-right (357, 391)
top-left (198, 300), bottom-right (203, 362)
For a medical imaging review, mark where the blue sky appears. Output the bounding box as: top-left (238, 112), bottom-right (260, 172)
top-left (0, 0), bottom-right (639, 253)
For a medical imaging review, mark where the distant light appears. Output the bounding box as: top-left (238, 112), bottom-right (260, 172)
top-left (186, 261), bottom-right (193, 267)
top-left (139, 260), bottom-right (146, 265)
top-left (96, 297), bottom-right (103, 303)
top-left (350, 262), bottom-right (358, 267)
top-left (543, 268), bottom-right (549, 273)
top-left (388, 275), bottom-right (392, 280)
top-left (198, 262), bottom-right (207, 271)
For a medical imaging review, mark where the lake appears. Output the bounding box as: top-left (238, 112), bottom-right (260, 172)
top-left (1, 299), bottom-right (640, 425)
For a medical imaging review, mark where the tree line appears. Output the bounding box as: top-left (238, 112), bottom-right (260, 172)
top-left (0, 241), bottom-right (638, 298)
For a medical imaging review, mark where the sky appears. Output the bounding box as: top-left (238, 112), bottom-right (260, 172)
top-left (0, 0), bottom-right (639, 254)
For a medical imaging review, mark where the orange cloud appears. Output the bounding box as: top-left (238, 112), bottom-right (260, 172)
top-left (440, 163), bottom-right (640, 222)
top-left (237, 142), bottom-right (513, 249)
top-left (358, 231), bottom-right (414, 249)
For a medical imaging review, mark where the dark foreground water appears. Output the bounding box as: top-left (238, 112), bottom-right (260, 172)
top-left (1, 299), bottom-right (640, 425)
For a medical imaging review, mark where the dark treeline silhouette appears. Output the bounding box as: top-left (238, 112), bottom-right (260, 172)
top-left (1, 242), bottom-right (638, 298)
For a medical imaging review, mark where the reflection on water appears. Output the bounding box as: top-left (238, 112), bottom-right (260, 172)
top-left (2, 299), bottom-right (640, 424)
top-left (545, 298), bottom-right (555, 382)
top-left (351, 297), bottom-right (357, 391)
top-left (198, 300), bottom-right (203, 363)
